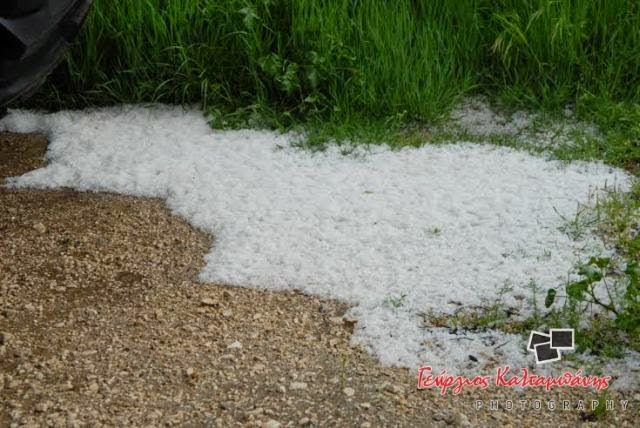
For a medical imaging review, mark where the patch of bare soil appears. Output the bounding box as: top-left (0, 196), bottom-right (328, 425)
top-left (0, 132), bottom-right (637, 426)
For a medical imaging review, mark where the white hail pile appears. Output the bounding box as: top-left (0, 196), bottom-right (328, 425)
top-left (1, 105), bottom-right (636, 386)
top-left (447, 97), bottom-right (600, 149)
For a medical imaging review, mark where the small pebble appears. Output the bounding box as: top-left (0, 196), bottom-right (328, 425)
top-left (227, 340), bottom-right (242, 349)
top-left (33, 222), bottom-right (46, 234)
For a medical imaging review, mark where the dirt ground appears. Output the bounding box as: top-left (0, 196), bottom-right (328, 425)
top-left (0, 132), bottom-right (638, 427)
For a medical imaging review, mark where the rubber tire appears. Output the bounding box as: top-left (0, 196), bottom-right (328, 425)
top-left (0, 0), bottom-right (46, 18)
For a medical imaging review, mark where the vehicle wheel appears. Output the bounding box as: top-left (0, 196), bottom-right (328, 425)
top-left (0, 1), bottom-right (92, 108)
top-left (0, 0), bottom-right (46, 18)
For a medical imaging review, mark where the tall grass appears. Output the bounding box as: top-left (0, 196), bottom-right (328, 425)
top-left (32, 0), bottom-right (640, 128)
top-left (487, 0), bottom-right (640, 109)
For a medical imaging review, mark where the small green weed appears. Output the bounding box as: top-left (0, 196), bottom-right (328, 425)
top-left (541, 183), bottom-right (640, 357)
top-left (426, 227), bottom-right (442, 237)
top-left (420, 282), bottom-right (523, 333)
top-left (386, 293), bottom-right (408, 310)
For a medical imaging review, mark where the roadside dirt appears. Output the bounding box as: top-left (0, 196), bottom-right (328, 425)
top-left (0, 132), bottom-right (637, 426)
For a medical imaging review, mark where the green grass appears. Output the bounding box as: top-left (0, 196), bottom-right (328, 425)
top-left (24, 0), bottom-right (640, 141)
top-left (421, 296), bottom-right (521, 334)
top-left (33, 0), bottom-right (482, 122)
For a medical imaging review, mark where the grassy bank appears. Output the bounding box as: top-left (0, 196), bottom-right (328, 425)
top-left (32, 1), bottom-right (640, 128)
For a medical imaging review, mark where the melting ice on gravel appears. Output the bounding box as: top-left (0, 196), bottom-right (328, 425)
top-left (1, 105), bottom-right (633, 379)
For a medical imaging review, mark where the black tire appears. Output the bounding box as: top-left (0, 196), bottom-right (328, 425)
top-left (0, 1), bottom-right (92, 108)
top-left (0, 1), bottom-right (46, 18)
